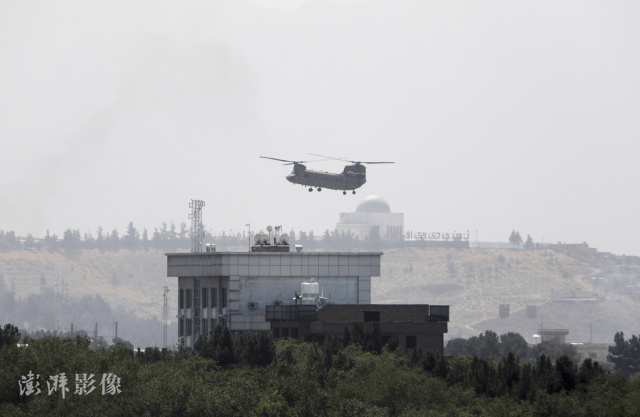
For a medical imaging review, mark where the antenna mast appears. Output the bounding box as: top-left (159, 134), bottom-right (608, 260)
top-left (189, 200), bottom-right (205, 253)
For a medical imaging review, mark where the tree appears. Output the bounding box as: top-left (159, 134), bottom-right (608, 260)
top-left (44, 229), bottom-right (58, 249)
top-left (524, 234), bottom-right (534, 250)
top-left (178, 222), bottom-right (188, 240)
top-left (24, 234), bottom-right (35, 249)
top-left (608, 332), bottom-right (640, 378)
top-left (509, 230), bottom-right (523, 248)
top-left (96, 226), bottom-right (105, 248)
top-left (0, 323), bottom-right (21, 347)
top-left (112, 337), bottom-right (134, 350)
top-left (124, 222), bottom-right (139, 248)
top-left (500, 332), bottom-right (529, 359)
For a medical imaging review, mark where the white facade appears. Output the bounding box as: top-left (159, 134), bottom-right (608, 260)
top-left (336, 194), bottom-right (404, 241)
top-left (167, 251), bottom-right (382, 349)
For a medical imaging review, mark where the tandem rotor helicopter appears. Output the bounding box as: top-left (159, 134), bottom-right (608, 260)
top-left (260, 153), bottom-right (394, 195)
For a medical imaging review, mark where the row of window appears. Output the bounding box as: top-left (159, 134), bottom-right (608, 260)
top-left (271, 326), bottom-right (417, 349)
top-left (179, 287), bottom-right (227, 309)
top-left (178, 317), bottom-right (228, 338)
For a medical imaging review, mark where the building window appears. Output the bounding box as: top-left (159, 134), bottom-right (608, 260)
top-left (221, 317), bottom-right (227, 328)
top-left (291, 327), bottom-right (299, 340)
top-left (202, 288), bottom-right (208, 308)
top-left (211, 318), bottom-right (216, 330)
top-left (406, 335), bottom-right (417, 349)
top-left (179, 319), bottom-right (184, 337)
top-left (179, 289), bottom-right (184, 309)
top-left (186, 289), bottom-right (192, 309)
top-left (186, 319), bottom-right (192, 336)
top-left (203, 318), bottom-right (209, 337)
top-left (363, 311), bottom-right (381, 322)
top-left (273, 327), bottom-right (280, 338)
top-left (211, 288), bottom-right (218, 308)
top-left (221, 287), bottom-right (227, 308)
top-left (194, 279), bottom-right (201, 335)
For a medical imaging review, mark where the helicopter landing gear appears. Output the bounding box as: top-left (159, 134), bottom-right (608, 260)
top-left (317, 188), bottom-right (322, 192)
top-left (352, 190), bottom-right (356, 195)
top-left (308, 187), bottom-right (313, 192)
top-left (343, 191), bottom-right (346, 195)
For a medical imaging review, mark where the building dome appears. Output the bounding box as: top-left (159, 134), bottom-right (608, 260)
top-left (356, 195), bottom-right (391, 213)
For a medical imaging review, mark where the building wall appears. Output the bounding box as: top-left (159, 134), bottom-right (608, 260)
top-left (167, 252), bottom-right (382, 349)
top-left (336, 212), bottom-right (404, 240)
top-left (574, 344), bottom-right (610, 361)
top-left (267, 304), bottom-right (450, 354)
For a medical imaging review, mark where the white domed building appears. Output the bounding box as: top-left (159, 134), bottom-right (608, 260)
top-left (336, 194), bottom-right (404, 241)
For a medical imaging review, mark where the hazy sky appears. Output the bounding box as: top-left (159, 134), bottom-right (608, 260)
top-left (1, 0), bottom-right (639, 255)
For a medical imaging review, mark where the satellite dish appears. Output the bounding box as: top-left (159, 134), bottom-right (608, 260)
top-left (279, 234), bottom-right (289, 245)
top-left (266, 225), bottom-right (273, 232)
top-left (254, 233), bottom-right (268, 244)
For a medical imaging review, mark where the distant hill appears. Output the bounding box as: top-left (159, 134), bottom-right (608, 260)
top-left (1, 245), bottom-right (638, 346)
top-left (375, 247), bottom-right (640, 344)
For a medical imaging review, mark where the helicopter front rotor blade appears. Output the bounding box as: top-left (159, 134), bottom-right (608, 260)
top-left (260, 156), bottom-right (294, 164)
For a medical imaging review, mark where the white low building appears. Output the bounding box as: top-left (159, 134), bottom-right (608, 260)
top-left (336, 194), bottom-right (404, 241)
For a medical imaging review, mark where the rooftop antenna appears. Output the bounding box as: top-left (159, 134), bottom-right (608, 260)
top-left (189, 200), bottom-right (205, 253)
top-left (245, 224), bottom-right (251, 252)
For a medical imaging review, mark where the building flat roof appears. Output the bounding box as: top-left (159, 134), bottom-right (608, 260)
top-left (165, 251), bottom-right (384, 256)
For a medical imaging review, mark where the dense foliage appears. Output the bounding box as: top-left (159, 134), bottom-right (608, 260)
top-left (445, 330), bottom-right (579, 363)
top-left (2, 324), bottom-right (640, 416)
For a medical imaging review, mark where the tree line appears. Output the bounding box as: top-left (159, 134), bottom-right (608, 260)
top-left (2, 322), bottom-right (640, 416)
top-left (1, 224), bottom-right (397, 252)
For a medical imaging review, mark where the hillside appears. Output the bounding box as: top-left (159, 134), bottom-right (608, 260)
top-left (375, 247), bottom-right (640, 343)
top-left (1, 246), bottom-right (638, 346)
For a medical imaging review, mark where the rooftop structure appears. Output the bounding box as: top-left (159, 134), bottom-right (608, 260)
top-left (266, 303), bottom-right (450, 354)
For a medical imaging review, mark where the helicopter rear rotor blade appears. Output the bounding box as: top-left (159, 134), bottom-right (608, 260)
top-left (308, 153), bottom-right (394, 165)
top-left (307, 153), bottom-right (351, 163)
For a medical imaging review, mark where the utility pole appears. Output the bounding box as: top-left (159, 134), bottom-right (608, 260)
top-left (163, 286), bottom-right (169, 348)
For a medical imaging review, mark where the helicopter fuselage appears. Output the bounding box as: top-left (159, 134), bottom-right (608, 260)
top-left (286, 163), bottom-right (366, 191)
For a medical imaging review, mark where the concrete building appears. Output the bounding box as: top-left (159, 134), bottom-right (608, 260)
top-left (539, 328), bottom-right (570, 344)
top-left (336, 194), bottom-right (404, 241)
top-left (166, 251), bottom-right (382, 349)
top-left (266, 303), bottom-right (450, 354)
top-left (572, 343), bottom-right (610, 361)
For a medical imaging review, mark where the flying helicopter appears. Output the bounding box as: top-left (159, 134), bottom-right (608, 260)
top-left (260, 154), bottom-right (394, 194)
